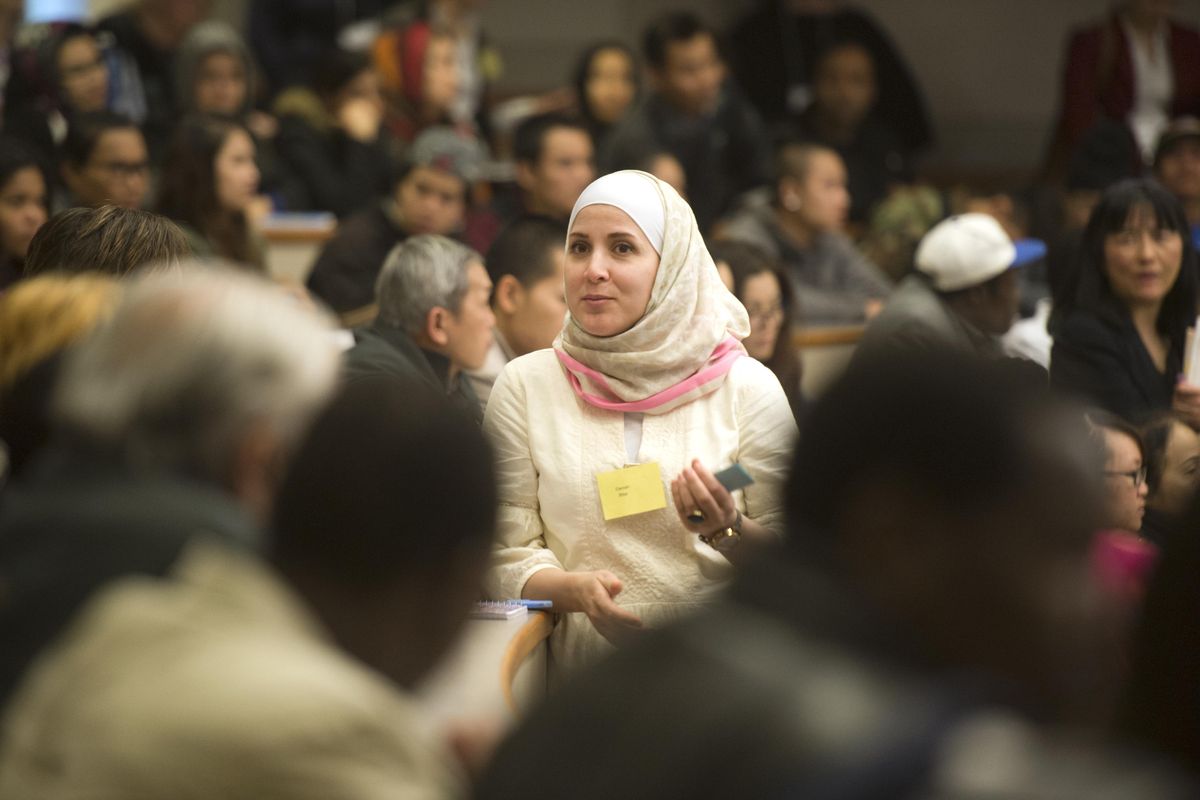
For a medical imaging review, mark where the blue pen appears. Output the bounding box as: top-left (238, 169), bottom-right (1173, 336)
top-left (508, 599), bottom-right (553, 609)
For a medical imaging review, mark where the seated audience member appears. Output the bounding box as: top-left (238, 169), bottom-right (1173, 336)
top-left (0, 139), bottom-right (50, 290)
top-left (307, 126), bottom-right (483, 318)
top-left (248, 0), bottom-right (389, 98)
top-left (632, 148), bottom-right (687, 200)
top-left (1090, 410), bottom-right (1150, 535)
top-left (372, 19), bottom-right (460, 144)
top-left (508, 112), bottom-right (595, 223)
top-left (174, 21), bottom-right (301, 211)
top-left (24, 205), bottom-right (190, 278)
top-left (1051, 179), bottom-right (1199, 425)
top-left (1139, 411), bottom-right (1200, 545)
top-left (791, 40), bottom-right (911, 224)
top-left (344, 234), bottom-right (493, 423)
top-left (0, 275), bottom-right (120, 488)
top-left (727, 0), bottom-right (933, 154)
top-left (710, 239), bottom-right (803, 417)
top-left (98, 0), bottom-right (212, 157)
top-left (58, 111), bottom-right (150, 211)
top-left (157, 115), bottom-right (266, 270)
top-left (0, 376), bottom-right (493, 797)
top-left (0, 266), bottom-right (339, 712)
top-left (856, 213), bottom-right (1044, 361)
top-left (1045, 0), bottom-right (1200, 178)
top-left (1117, 479), bottom-right (1200, 776)
top-left (274, 48), bottom-right (392, 218)
top-left (466, 215), bottom-right (567, 407)
top-left (573, 41), bottom-right (639, 154)
top-left (1154, 117), bottom-right (1200, 243)
top-left (604, 12), bottom-right (770, 233)
top-left (721, 142), bottom-right (891, 324)
top-left (3, 24), bottom-right (122, 168)
top-left (477, 352), bottom-right (1186, 799)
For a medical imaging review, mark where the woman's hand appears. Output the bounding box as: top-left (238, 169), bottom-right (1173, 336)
top-left (522, 569), bottom-right (643, 645)
top-left (1173, 379), bottom-right (1200, 429)
top-left (671, 459), bottom-right (737, 538)
top-left (337, 97), bottom-right (383, 142)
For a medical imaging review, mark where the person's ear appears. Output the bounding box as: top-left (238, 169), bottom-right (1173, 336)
top-left (494, 274), bottom-right (523, 316)
top-left (779, 176), bottom-right (803, 212)
top-left (426, 306), bottom-right (451, 348)
top-left (515, 160), bottom-right (536, 192)
top-left (227, 422), bottom-right (283, 527)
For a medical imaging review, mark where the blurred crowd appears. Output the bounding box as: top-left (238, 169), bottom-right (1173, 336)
top-left (1, 0), bottom-right (1200, 797)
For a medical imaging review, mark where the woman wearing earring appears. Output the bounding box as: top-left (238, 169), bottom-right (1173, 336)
top-left (483, 170), bottom-right (796, 678)
top-left (722, 140), bottom-right (891, 326)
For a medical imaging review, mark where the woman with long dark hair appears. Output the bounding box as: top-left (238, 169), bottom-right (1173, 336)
top-left (710, 239), bottom-right (803, 417)
top-left (157, 115), bottom-right (264, 270)
top-left (1051, 178), bottom-right (1200, 424)
top-left (0, 139), bottom-right (49, 290)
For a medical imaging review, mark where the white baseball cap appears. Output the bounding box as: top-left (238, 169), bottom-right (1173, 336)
top-left (915, 213), bottom-right (1046, 292)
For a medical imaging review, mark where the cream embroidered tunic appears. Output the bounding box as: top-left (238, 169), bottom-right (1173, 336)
top-left (483, 349), bottom-right (797, 677)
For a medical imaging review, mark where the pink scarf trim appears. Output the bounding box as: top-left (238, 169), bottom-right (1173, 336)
top-left (555, 336), bottom-right (745, 413)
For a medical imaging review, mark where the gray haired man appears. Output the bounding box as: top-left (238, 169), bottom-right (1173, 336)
top-left (0, 266), bottom-right (341, 707)
top-left (344, 233), bottom-right (495, 423)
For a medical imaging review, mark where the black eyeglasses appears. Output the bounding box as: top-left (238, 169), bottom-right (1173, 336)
top-left (1104, 465), bottom-right (1147, 489)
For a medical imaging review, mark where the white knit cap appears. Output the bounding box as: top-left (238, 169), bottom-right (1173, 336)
top-left (567, 171), bottom-right (666, 254)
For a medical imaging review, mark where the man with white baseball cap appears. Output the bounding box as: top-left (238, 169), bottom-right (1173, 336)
top-left (855, 213), bottom-right (1046, 361)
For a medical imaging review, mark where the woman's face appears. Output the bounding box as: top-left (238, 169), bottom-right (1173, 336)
top-left (739, 270), bottom-right (785, 361)
top-left (1102, 205), bottom-right (1183, 309)
top-left (1151, 421), bottom-right (1200, 516)
top-left (214, 128), bottom-right (260, 213)
top-left (586, 48), bottom-right (636, 125)
top-left (422, 36), bottom-right (459, 111)
top-left (194, 51), bottom-right (247, 116)
top-left (0, 166), bottom-right (48, 260)
top-left (58, 34), bottom-right (108, 113)
top-left (566, 204), bottom-right (659, 337)
top-left (1103, 428), bottom-right (1148, 533)
top-left (795, 151), bottom-right (850, 233)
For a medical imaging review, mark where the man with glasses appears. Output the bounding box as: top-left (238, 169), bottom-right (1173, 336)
top-left (59, 111), bottom-right (150, 212)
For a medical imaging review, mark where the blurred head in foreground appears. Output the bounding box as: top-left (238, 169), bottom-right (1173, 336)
top-left (52, 265), bottom-right (339, 520)
top-left (270, 377), bottom-right (496, 687)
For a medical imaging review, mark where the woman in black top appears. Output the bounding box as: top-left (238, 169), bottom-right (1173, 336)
top-left (1051, 179), bottom-right (1199, 424)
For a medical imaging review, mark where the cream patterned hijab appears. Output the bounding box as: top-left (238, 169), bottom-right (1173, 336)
top-left (554, 171), bottom-right (750, 415)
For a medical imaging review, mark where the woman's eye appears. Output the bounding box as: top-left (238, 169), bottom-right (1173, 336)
top-left (569, 241), bottom-right (588, 254)
top-left (614, 242), bottom-right (633, 254)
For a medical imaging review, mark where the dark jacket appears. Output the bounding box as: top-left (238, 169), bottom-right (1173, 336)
top-left (276, 113), bottom-right (392, 218)
top-left (307, 202), bottom-right (408, 315)
top-left (1050, 310), bottom-right (1180, 424)
top-left (602, 85), bottom-right (771, 233)
top-left (343, 321), bottom-right (482, 424)
top-left (476, 556), bottom-right (1189, 799)
top-left (0, 451), bottom-right (258, 708)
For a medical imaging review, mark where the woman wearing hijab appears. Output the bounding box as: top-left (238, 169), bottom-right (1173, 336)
top-left (484, 170), bottom-right (797, 678)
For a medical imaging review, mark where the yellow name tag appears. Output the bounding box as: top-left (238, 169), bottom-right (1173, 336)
top-left (596, 462), bottom-right (667, 521)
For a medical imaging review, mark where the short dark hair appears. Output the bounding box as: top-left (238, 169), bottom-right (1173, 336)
top-left (24, 205), bottom-right (191, 277)
top-left (1086, 408), bottom-right (1146, 463)
top-left (1052, 178), bottom-right (1198, 348)
top-left (787, 350), bottom-right (1073, 558)
top-left (642, 11), bottom-right (716, 70)
top-left (60, 111), bottom-right (141, 168)
top-left (0, 136), bottom-right (50, 204)
top-left (270, 376), bottom-right (496, 587)
top-left (311, 48), bottom-right (372, 101)
top-left (1140, 411), bottom-right (1183, 497)
top-left (513, 112), bottom-right (589, 167)
top-left (485, 215), bottom-right (566, 294)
